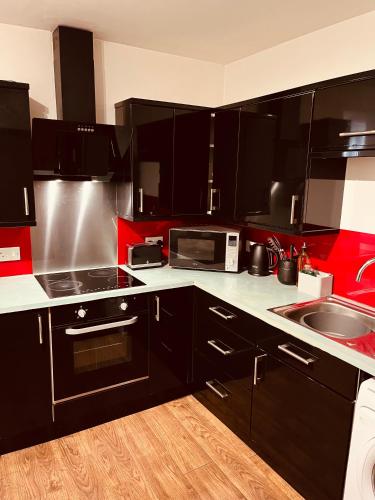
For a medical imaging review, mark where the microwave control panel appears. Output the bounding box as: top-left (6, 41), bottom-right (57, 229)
top-left (225, 233), bottom-right (240, 272)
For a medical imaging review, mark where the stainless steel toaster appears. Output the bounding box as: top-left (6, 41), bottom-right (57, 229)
top-left (127, 243), bottom-right (163, 269)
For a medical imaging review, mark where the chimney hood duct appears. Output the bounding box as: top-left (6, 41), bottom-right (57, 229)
top-left (53, 26), bottom-right (96, 122)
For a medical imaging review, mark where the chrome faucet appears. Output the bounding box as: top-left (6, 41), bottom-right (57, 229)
top-left (356, 257), bottom-right (375, 282)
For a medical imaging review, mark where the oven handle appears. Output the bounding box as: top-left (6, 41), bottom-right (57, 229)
top-left (65, 316), bottom-right (138, 336)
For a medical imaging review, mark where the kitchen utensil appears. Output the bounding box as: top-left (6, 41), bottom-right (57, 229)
top-left (277, 259), bottom-right (297, 285)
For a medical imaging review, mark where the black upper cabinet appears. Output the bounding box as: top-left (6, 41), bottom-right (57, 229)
top-left (115, 98), bottom-right (210, 220)
top-left (311, 76), bottom-right (375, 155)
top-left (0, 310), bottom-right (52, 447)
top-left (0, 81), bottom-right (35, 226)
top-left (211, 107), bottom-right (276, 219)
top-left (132, 103), bottom-right (174, 218)
top-left (173, 108), bottom-right (211, 215)
top-left (115, 100), bottom-right (174, 219)
top-left (210, 109), bottom-right (240, 217)
top-left (235, 107), bottom-right (276, 218)
top-left (245, 92), bottom-right (313, 232)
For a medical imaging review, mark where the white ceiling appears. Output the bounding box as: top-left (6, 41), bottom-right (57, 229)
top-left (1, 0), bottom-right (375, 64)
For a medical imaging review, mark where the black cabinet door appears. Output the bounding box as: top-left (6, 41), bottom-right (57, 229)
top-left (132, 103), bottom-right (174, 218)
top-left (211, 109), bottom-right (240, 217)
top-left (246, 92), bottom-right (313, 231)
top-left (0, 310), bottom-right (52, 441)
top-left (173, 108), bottom-right (211, 215)
top-left (0, 86), bottom-right (35, 226)
top-left (149, 288), bottom-right (193, 396)
top-left (235, 107), bottom-right (277, 219)
top-left (251, 352), bottom-right (353, 500)
top-left (311, 77), bottom-right (375, 152)
top-left (193, 351), bottom-right (253, 444)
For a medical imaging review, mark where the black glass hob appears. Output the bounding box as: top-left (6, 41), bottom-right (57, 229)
top-left (35, 267), bottom-right (145, 298)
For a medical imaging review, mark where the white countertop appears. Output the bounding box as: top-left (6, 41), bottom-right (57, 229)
top-left (1, 265), bottom-right (375, 376)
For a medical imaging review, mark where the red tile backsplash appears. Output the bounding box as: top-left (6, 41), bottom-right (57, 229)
top-left (0, 218), bottom-right (373, 308)
top-left (0, 227), bottom-right (33, 277)
top-left (246, 227), bottom-right (375, 305)
top-left (117, 217), bottom-right (200, 264)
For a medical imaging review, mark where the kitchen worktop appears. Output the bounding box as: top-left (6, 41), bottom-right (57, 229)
top-left (1, 265), bottom-right (375, 376)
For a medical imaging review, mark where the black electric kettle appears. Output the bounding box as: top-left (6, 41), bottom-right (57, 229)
top-left (248, 243), bottom-right (279, 276)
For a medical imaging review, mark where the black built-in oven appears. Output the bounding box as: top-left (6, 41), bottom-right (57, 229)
top-left (50, 294), bottom-right (149, 405)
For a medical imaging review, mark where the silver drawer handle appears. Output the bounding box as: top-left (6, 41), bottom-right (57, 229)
top-left (138, 188), bottom-right (144, 213)
top-left (209, 306), bottom-right (236, 320)
top-left (278, 343), bottom-right (315, 366)
top-left (37, 314), bottom-right (43, 344)
top-left (339, 130), bottom-right (375, 137)
top-left (207, 339), bottom-right (234, 356)
top-left (289, 194), bottom-right (299, 225)
top-left (65, 316), bottom-right (138, 336)
top-left (205, 379), bottom-right (229, 399)
top-left (253, 353), bottom-right (267, 385)
top-left (23, 187), bottom-right (30, 216)
top-left (155, 295), bottom-right (160, 322)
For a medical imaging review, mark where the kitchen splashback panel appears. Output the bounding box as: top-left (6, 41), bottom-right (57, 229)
top-left (31, 181), bottom-right (117, 274)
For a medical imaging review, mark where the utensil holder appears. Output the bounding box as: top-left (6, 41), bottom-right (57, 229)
top-left (297, 271), bottom-right (333, 297)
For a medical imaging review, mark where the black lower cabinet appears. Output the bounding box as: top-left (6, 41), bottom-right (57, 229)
top-left (251, 348), bottom-right (355, 500)
top-left (192, 290), bottom-right (277, 443)
top-left (149, 287), bottom-right (194, 400)
top-left (0, 310), bottom-right (52, 453)
top-left (194, 350), bottom-right (253, 443)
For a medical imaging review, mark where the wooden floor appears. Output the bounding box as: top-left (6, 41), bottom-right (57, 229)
top-left (0, 396), bottom-right (301, 499)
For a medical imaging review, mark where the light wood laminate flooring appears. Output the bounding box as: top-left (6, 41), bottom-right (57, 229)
top-left (0, 396), bottom-right (301, 499)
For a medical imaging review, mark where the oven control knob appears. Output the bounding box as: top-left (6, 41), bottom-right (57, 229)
top-left (120, 301), bottom-right (128, 311)
top-left (77, 307), bottom-right (87, 319)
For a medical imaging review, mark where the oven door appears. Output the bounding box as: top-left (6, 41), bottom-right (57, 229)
top-left (169, 230), bottom-right (227, 271)
top-left (52, 311), bottom-right (149, 402)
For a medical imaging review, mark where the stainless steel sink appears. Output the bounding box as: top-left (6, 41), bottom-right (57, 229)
top-left (270, 296), bottom-right (375, 340)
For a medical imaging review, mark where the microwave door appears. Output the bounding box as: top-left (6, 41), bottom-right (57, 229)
top-left (170, 231), bottom-right (226, 270)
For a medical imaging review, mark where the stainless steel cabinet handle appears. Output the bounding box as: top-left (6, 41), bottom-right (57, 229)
top-left (138, 188), bottom-right (144, 213)
top-left (339, 130), bottom-right (375, 137)
top-left (209, 188), bottom-right (220, 211)
top-left (209, 306), bottom-right (236, 320)
top-left (23, 187), bottom-right (30, 216)
top-left (207, 339), bottom-right (234, 356)
top-left (253, 353), bottom-right (267, 385)
top-left (205, 379), bottom-right (229, 399)
top-left (209, 188), bottom-right (214, 211)
top-left (278, 343), bottom-right (315, 366)
top-left (37, 314), bottom-right (43, 344)
top-left (289, 194), bottom-right (299, 225)
top-left (155, 295), bottom-right (160, 322)
top-left (65, 316), bottom-right (138, 336)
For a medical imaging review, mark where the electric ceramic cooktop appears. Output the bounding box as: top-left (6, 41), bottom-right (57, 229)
top-left (35, 267), bottom-right (145, 298)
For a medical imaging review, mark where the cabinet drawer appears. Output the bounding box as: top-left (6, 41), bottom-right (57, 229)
top-left (259, 332), bottom-right (359, 400)
top-left (194, 351), bottom-right (251, 443)
top-left (196, 316), bottom-right (253, 379)
top-left (195, 289), bottom-right (277, 344)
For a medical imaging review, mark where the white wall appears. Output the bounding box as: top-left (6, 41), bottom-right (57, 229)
top-left (0, 22), bottom-right (224, 124)
top-left (224, 11), bottom-right (375, 235)
top-left (0, 23), bottom-right (56, 119)
top-left (94, 39), bottom-right (224, 124)
top-left (224, 11), bottom-right (375, 104)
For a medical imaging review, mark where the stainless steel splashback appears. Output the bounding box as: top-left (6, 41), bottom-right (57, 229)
top-left (31, 181), bottom-right (117, 273)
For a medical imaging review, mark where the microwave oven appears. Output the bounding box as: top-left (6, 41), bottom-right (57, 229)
top-left (169, 226), bottom-right (242, 272)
